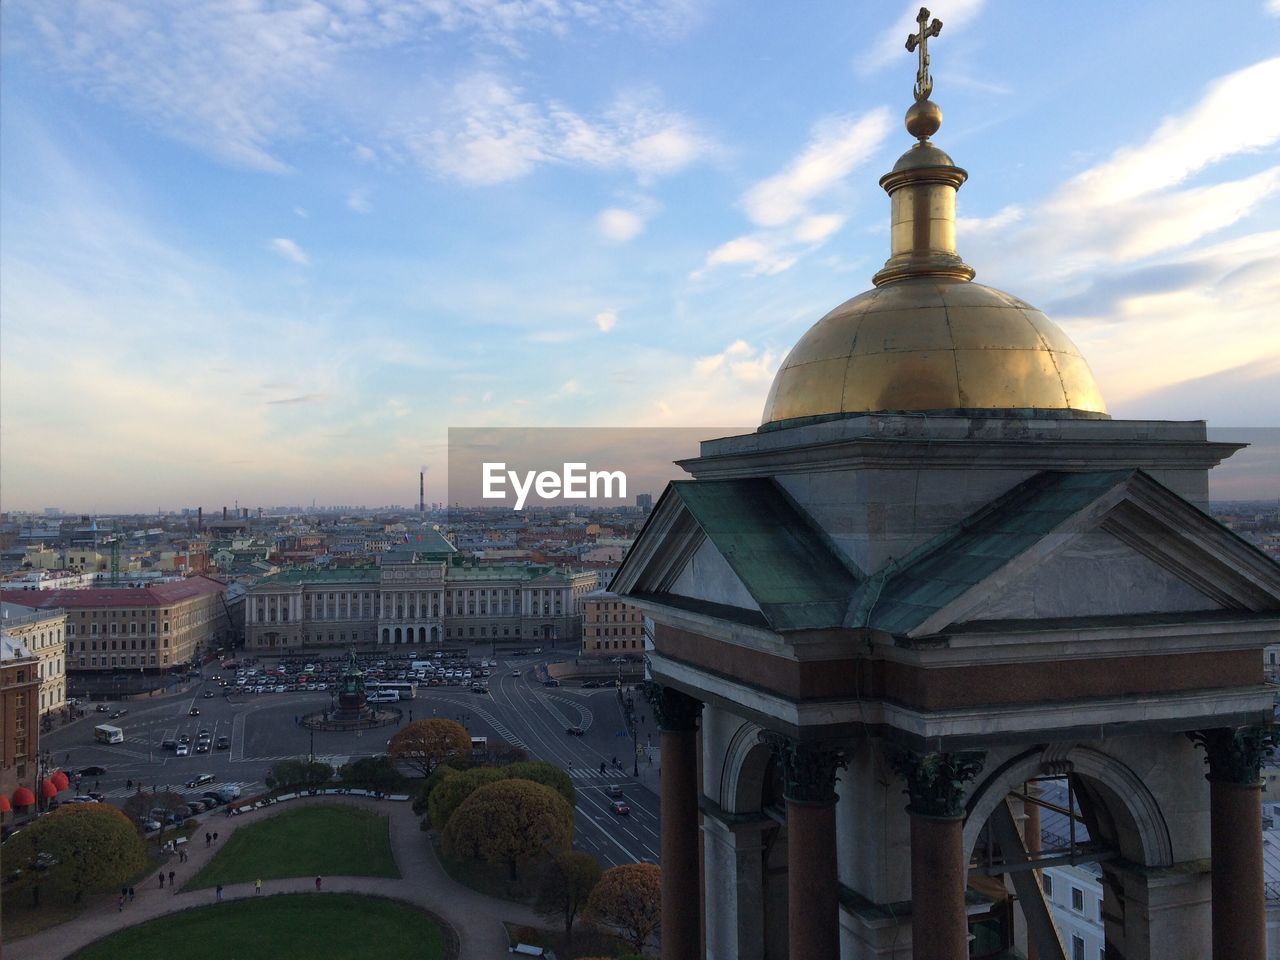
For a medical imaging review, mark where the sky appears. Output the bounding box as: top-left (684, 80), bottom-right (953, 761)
top-left (1, 0), bottom-right (1278, 513)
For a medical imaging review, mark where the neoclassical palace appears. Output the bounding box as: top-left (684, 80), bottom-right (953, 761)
top-left (614, 21), bottom-right (1280, 960)
top-left (245, 531), bottom-right (595, 650)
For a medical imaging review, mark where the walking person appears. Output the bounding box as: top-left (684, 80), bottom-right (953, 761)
top-left (216, 884), bottom-right (224, 902)
top-left (128, 886), bottom-right (135, 902)
top-left (315, 876), bottom-right (322, 891)
top-left (117, 894), bottom-right (125, 912)
top-left (213, 831), bottom-right (218, 842)
top-left (255, 878), bottom-right (262, 895)
top-left (158, 873), bottom-right (165, 889)
top-left (168, 870), bottom-right (175, 889)
top-left (205, 831), bottom-right (211, 847)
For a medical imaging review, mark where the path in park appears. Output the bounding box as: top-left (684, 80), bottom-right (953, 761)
top-left (12, 795), bottom-right (544, 960)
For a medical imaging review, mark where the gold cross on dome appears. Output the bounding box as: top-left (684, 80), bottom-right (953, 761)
top-left (905, 7), bottom-right (943, 102)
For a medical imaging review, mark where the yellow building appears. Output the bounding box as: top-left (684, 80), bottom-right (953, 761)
top-left (579, 590), bottom-right (645, 656)
top-left (0, 602), bottom-right (68, 718)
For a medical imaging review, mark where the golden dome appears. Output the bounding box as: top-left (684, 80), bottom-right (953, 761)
top-left (760, 30), bottom-right (1107, 428)
top-left (760, 278), bottom-right (1108, 425)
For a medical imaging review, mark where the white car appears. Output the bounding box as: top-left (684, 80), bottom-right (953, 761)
top-left (175, 743), bottom-right (190, 756)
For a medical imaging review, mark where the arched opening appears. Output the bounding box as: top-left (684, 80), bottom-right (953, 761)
top-left (430, 626), bottom-right (439, 644)
top-left (394, 627), bottom-right (402, 644)
top-left (381, 627), bottom-right (389, 644)
top-left (963, 746), bottom-right (1174, 960)
top-left (418, 626), bottom-right (426, 643)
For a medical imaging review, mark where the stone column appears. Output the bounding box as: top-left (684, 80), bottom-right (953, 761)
top-left (650, 685), bottom-right (703, 960)
top-left (1191, 726), bottom-right (1275, 960)
top-left (760, 732), bottom-right (847, 960)
top-left (888, 748), bottom-right (985, 960)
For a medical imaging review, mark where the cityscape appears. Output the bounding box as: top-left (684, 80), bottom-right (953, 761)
top-left (3, 3), bottom-right (1280, 960)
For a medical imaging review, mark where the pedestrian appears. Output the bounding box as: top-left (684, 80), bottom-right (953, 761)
top-left (599, 761), bottom-right (606, 775)
top-left (216, 884), bottom-right (224, 902)
top-left (127, 778), bottom-right (133, 790)
top-left (117, 894), bottom-right (125, 912)
top-left (159, 873), bottom-right (165, 889)
top-left (168, 870), bottom-right (175, 888)
top-left (315, 876), bottom-right (322, 891)
top-left (121, 884), bottom-right (128, 901)
top-left (205, 832), bottom-right (211, 847)
top-left (255, 878), bottom-right (262, 895)
top-left (213, 831), bottom-right (218, 842)
top-left (65, 751), bottom-right (71, 763)
top-left (128, 886), bottom-right (135, 902)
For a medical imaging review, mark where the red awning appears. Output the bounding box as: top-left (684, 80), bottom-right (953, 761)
top-left (40, 780), bottom-right (58, 800)
top-left (51, 770), bottom-right (70, 791)
top-left (0, 795), bottom-right (11, 813)
top-left (12, 787), bottom-right (35, 807)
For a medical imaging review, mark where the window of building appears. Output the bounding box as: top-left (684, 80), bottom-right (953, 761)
top-left (1071, 887), bottom-right (1083, 911)
top-left (1071, 935), bottom-right (1084, 960)
top-left (1042, 874), bottom-right (1052, 897)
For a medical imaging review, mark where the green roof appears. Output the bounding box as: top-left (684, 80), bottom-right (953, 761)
top-left (265, 568), bottom-right (382, 585)
top-left (668, 478), bottom-right (860, 632)
top-left (852, 470), bottom-right (1134, 635)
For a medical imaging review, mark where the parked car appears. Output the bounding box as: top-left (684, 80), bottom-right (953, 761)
top-left (139, 818), bottom-right (162, 832)
top-left (95, 703), bottom-right (110, 712)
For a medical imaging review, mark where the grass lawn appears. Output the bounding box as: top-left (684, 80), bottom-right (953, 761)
top-left (71, 894), bottom-right (450, 960)
top-left (188, 806), bottom-right (398, 889)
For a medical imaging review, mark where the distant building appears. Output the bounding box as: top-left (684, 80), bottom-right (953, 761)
top-left (21, 575), bottom-right (231, 672)
top-left (0, 635), bottom-right (40, 802)
top-left (0, 602), bottom-right (67, 718)
top-left (579, 590), bottom-right (644, 657)
top-left (635, 493), bottom-right (653, 512)
top-left (245, 531), bottom-right (594, 650)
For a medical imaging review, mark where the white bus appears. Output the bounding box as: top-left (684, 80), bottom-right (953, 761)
top-left (367, 680), bottom-right (417, 701)
top-left (94, 724), bottom-right (124, 744)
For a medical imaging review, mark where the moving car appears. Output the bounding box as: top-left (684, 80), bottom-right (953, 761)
top-left (78, 765), bottom-right (107, 777)
top-left (175, 743), bottom-right (189, 756)
top-left (216, 736), bottom-right (230, 750)
top-left (606, 784), bottom-right (624, 798)
top-left (565, 726), bottom-right (584, 736)
top-left (189, 707), bottom-right (200, 717)
top-left (610, 799), bottom-right (631, 816)
top-left (186, 773), bottom-right (216, 788)
top-left (109, 709), bottom-right (128, 719)
top-left (203, 690), bottom-right (215, 698)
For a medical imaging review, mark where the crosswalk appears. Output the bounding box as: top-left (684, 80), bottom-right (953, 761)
top-left (96, 779), bottom-right (259, 800)
top-left (568, 767), bottom-right (631, 782)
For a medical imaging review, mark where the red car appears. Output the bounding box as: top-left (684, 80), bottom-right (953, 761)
top-left (610, 800), bottom-right (631, 816)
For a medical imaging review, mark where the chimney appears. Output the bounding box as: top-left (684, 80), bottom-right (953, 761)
top-left (222, 506), bottom-right (228, 520)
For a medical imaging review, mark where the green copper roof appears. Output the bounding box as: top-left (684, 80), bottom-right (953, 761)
top-left (669, 478), bottom-right (860, 632)
top-left (265, 568), bottom-right (382, 585)
top-left (852, 470), bottom-right (1135, 635)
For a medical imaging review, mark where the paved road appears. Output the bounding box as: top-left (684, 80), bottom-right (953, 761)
top-left (10, 794), bottom-right (545, 960)
top-left (41, 651), bottom-right (661, 867)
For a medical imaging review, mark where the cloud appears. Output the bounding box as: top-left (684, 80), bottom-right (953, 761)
top-left (411, 76), bottom-right (714, 185)
top-left (269, 238), bottom-right (310, 265)
top-left (594, 311), bottom-right (618, 333)
top-left (346, 188), bottom-right (372, 214)
top-left (695, 340), bottom-right (776, 383)
top-left (696, 108), bottom-right (888, 278)
top-left (857, 0), bottom-right (988, 75)
top-left (265, 394), bottom-right (324, 406)
top-left (597, 208), bottom-right (646, 242)
top-left (957, 204), bottom-right (1023, 236)
top-left (12, 2), bottom-right (706, 172)
top-left (966, 59), bottom-right (1280, 286)
top-left (742, 110), bottom-right (891, 227)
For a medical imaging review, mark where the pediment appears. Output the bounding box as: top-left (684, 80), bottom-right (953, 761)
top-left (669, 537), bottom-right (762, 614)
top-left (855, 469), bottom-right (1280, 638)
top-left (960, 531), bottom-right (1224, 622)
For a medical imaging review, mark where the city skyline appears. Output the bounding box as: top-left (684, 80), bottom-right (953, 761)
top-left (2, 2), bottom-right (1278, 512)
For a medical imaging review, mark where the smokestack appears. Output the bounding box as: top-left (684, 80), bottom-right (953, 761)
top-left (419, 470), bottom-right (425, 513)
top-left (198, 506), bottom-right (203, 531)
top-left (222, 506), bottom-right (228, 520)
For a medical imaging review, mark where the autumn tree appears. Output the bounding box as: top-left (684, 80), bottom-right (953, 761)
top-left (388, 719), bottom-right (471, 779)
top-left (503, 760), bottom-right (575, 807)
top-left (442, 779), bottom-right (573, 880)
top-left (535, 849), bottom-right (602, 947)
top-left (426, 767), bottom-right (506, 830)
top-left (4, 805), bottom-right (146, 905)
top-left (122, 789), bottom-right (156, 827)
top-left (586, 862), bottom-right (662, 953)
